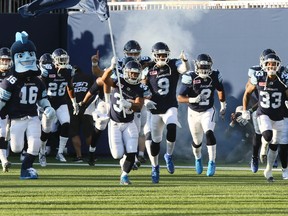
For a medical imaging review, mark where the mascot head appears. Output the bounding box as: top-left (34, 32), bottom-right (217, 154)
top-left (10, 31), bottom-right (40, 78)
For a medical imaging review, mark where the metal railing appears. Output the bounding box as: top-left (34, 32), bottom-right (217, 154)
top-left (1, 0), bottom-right (288, 14)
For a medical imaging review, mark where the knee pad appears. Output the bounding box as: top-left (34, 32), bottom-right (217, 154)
top-left (151, 142), bottom-right (160, 156)
top-left (40, 130), bottom-right (50, 142)
top-left (166, 124), bottom-right (176, 142)
top-left (0, 137), bottom-right (6, 149)
top-left (192, 142), bottom-right (202, 148)
top-left (206, 130), bottom-right (216, 146)
top-left (145, 132), bottom-right (152, 141)
top-left (269, 143), bottom-right (278, 151)
top-left (60, 122), bottom-right (70, 138)
top-left (126, 152), bottom-right (136, 162)
top-left (262, 130), bottom-right (273, 143)
top-left (122, 153), bottom-right (136, 173)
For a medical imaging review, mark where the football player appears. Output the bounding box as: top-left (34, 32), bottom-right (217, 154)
top-left (122, 40), bottom-right (152, 166)
top-left (0, 47), bottom-right (13, 172)
top-left (38, 48), bottom-right (79, 165)
top-left (177, 53), bottom-right (226, 177)
top-left (242, 53), bottom-right (288, 182)
top-left (100, 58), bottom-right (145, 185)
top-left (0, 31), bottom-right (55, 179)
top-left (247, 48), bottom-right (276, 173)
top-left (143, 42), bottom-right (189, 183)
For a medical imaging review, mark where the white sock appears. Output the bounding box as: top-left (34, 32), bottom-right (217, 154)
top-left (267, 149), bottom-right (278, 171)
top-left (166, 141), bottom-right (175, 155)
top-left (40, 140), bottom-right (47, 155)
top-left (58, 136), bottom-right (68, 154)
top-left (121, 171), bottom-right (128, 177)
top-left (89, 146), bottom-right (96, 152)
top-left (145, 140), bottom-right (158, 167)
top-left (207, 145), bottom-right (216, 162)
top-left (0, 149), bottom-right (8, 164)
top-left (192, 144), bottom-right (202, 160)
top-left (138, 151), bottom-right (144, 157)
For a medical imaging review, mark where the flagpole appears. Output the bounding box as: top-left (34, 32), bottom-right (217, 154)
top-left (107, 17), bottom-right (126, 118)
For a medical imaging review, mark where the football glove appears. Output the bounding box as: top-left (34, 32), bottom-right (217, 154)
top-left (219, 101), bottom-right (227, 119)
top-left (144, 99), bottom-right (157, 110)
top-left (109, 56), bottom-right (117, 70)
top-left (71, 98), bottom-right (79, 115)
top-left (44, 106), bottom-right (56, 119)
top-left (119, 98), bottom-right (132, 109)
top-left (285, 101), bottom-right (288, 109)
top-left (189, 94), bottom-right (205, 103)
top-left (241, 110), bottom-right (251, 120)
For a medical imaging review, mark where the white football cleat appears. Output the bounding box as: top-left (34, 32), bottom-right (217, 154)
top-left (282, 168), bottom-right (288, 180)
top-left (55, 153), bottom-right (67, 162)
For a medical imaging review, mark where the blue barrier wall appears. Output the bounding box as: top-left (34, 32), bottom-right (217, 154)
top-left (1, 14), bottom-right (67, 57)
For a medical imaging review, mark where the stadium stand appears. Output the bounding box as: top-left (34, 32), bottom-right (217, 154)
top-left (1, 0), bottom-right (288, 14)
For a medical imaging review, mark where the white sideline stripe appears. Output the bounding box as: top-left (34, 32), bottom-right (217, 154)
top-left (11, 162), bottom-right (283, 171)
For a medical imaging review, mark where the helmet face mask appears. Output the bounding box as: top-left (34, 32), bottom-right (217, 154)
top-left (195, 54), bottom-right (213, 78)
top-left (151, 42), bottom-right (170, 67)
top-left (263, 54), bottom-right (281, 76)
top-left (52, 48), bottom-right (69, 67)
top-left (123, 60), bottom-right (142, 85)
top-left (123, 40), bottom-right (141, 61)
top-left (0, 47), bottom-right (13, 71)
top-left (260, 48), bottom-right (276, 69)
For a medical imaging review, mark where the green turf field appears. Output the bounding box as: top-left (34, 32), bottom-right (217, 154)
top-left (1, 158), bottom-right (288, 216)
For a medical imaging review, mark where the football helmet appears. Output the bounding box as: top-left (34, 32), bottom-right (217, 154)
top-left (39, 53), bottom-right (53, 68)
top-left (262, 53), bottom-right (281, 76)
top-left (260, 49), bottom-right (276, 69)
top-left (0, 47), bottom-right (13, 71)
top-left (52, 48), bottom-right (69, 67)
top-left (151, 42), bottom-right (170, 67)
top-left (123, 60), bottom-right (142, 85)
top-left (123, 40), bottom-right (141, 60)
top-left (194, 54), bottom-right (213, 78)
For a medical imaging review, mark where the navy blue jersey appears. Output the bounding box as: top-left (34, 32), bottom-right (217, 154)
top-left (0, 71), bottom-right (12, 118)
top-left (250, 69), bottom-right (287, 121)
top-left (40, 63), bottom-right (73, 109)
top-left (178, 70), bottom-right (224, 112)
top-left (0, 75), bottom-right (47, 119)
top-left (279, 66), bottom-right (288, 118)
top-left (109, 77), bottom-right (144, 123)
top-left (145, 59), bottom-right (182, 114)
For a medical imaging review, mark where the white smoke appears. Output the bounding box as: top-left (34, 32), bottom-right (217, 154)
top-left (116, 10), bottom-right (207, 60)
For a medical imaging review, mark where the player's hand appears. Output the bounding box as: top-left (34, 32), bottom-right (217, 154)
top-left (219, 101), bottom-right (227, 120)
top-left (179, 50), bottom-right (188, 61)
top-left (119, 98), bottom-right (132, 109)
top-left (109, 56), bottom-right (117, 70)
top-left (285, 101), bottom-right (288, 109)
top-left (241, 110), bottom-right (251, 120)
top-left (144, 99), bottom-right (157, 110)
top-left (91, 50), bottom-right (99, 66)
top-left (44, 106), bottom-right (55, 119)
top-left (72, 100), bottom-right (80, 115)
top-left (236, 115), bottom-right (248, 126)
top-left (188, 94), bottom-right (203, 103)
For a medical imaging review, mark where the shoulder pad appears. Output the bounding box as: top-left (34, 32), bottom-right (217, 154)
top-left (181, 73), bottom-right (192, 85)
